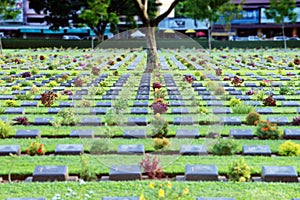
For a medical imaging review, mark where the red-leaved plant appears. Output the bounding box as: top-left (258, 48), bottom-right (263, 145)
top-left (41, 91), bottom-right (58, 107)
top-left (13, 116), bottom-right (30, 126)
top-left (140, 154), bottom-right (165, 179)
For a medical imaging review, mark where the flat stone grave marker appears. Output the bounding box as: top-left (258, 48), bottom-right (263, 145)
top-left (96, 102), bottom-right (112, 107)
top-left (15, 130), bottom-right (41, 138)
top-left (48, 108), bottom-right (61, 114)
top-left (102, 197), bottom-right (139, 200)
top-left (194, 87), bottom-right (207, 91)
top-left (198, 91), bottom-right (211, 95)
top-left (213, 107), bottom-right (231, 114)
top-left (109, 165), bottom-right (142, 181)
top-left (229, 91), bottom-right (242, 95)
top-left (170, 101), bottom-right (185, 107)
top-left (32, 166), bottom-right (69, 182)
top-left (135, 95), bottom-right (149, 100)
top-left (283, 129), bottom-right (300, 139)
top-left (127, 117), bottom-right (147, 126)
top-left (172, 108), bottom-right (189, 114)
top-left (242, 145), bottom-right (271, 156)
top-left (255, 108), bottom-right (273, 114)
top-left (1, 116), bottom-right (8, 123)
top-left (196, 198), bottom-right (235, 200)
top-left (169, 95), bottom-right (183, 100)
top-left (33, 118), bottom-right (54, 125)
top-left (75, 90), bottom-right (88, 95)
top-left (235, 95), bottom-right (250, 100)
top-left (273, 95), bottom-right (285, 100)
top-left (55, 144), bottom-right (83, 155)
top-left (281, 101), bottom-right (299, 107)
top-left (245, 101), bottom-right (261, 106)
top-left (0, 95), bottom-right (15, 100)
top-left (12, 90), bottom-right (26, 95)
top-left (262, 166), bottom-right (298, 182)
top-left (106, 90), bottom-right (119, 95)
top-left (174, 117), bottom-right (193, 125)
top-left (53, 87), bottom-right (65, 91)
top-left (33, 96), bottom-right (42, 100)
top-left (271, 82), bottom-right (282, 87)
top-left (184, 164), bottom-right (218, 181)
top-left (229, 129), bottom-right (254, 139)
top-left (224, 87), bottom-right (235, 91)
top-left (207, 101), bottom-right (223, 107)
top-left (133, 101), bottom-right (148, 107)
top-left (180, 145), bottom-right (207, 155)
top-left (102, 95), bottom-right (117, 100)
top-left (202, 96), bottom-right (216, 100)
top-left (68, 95), bottom-right (82, 100)
top-left (58, 102), bottom-right (75, 107)
top-left (245, 83), bottom-right (257, 87)
top-left (192, 83), bottom-right (203, 87)
top-left (123, 129), bottom-right (146, 138)
top-left (81, 117), bottom-right (101, 126)
top-left (267, 117), bottom-right (289, 125)
top-left (117, 144), bottom-right (145, 154)
top-left (5, 108), bottom-right (25, 114)
top-left (220, 117), bottom-right (241, 125)
top-left (6, 198), bottom-right (46, 200)
top-left (176, 129), bottom-right (199, 138)
top-left (70, 130), bottom-right (94, 138)
top-left (20, 101), bottom-right (38, 107)
top-left (131, 108), bottom-right (148, 114)
top-left (168, 90), bottom-right (180, 95)
top-left (90, 108), bottom-right (108, 115)
top-left (0, 145), bottom-right (21, 156)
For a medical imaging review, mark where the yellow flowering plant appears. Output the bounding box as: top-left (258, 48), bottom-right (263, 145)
top-left (140, 181), bottom-right (190, 200)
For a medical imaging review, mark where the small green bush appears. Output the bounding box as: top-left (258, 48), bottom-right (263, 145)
top-left (153, 138), bottom-right (170, 150)
top-left (0, 120), bottom-right (11, 138)
top-left (228, 158), bottom-right (251, 182)
top-left (211, 138), bottom-right (238, 155)
top-left (232, 103), bottom-right (254, 114)
top-left (256, 120), bottom-right (280, 139)
top-left (278, 141), bottom-right (300, 156)
top-left (5, 100), bottom-right (17, 107)
top-left (229, 97), bottom-right (241, 107)
top-left (25, 141), bottom-right (46, 156)
top-left (246, 111), bottom-right (261, 125)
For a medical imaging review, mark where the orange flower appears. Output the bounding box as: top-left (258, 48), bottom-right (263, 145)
top-left (261, 127), bottom-right (268, 132)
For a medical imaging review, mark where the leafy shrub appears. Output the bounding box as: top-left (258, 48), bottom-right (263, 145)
top-left (256, 120), bottom-right (280, 139)
top-left (20, 81), bottom-right (32, 87)
top-left (214, 86), bottom-right (225, 95)
top-left (211, 138), bottom-right (238, 155)
top-left (263, 94), bottom-right (276, 106)
top-left (30, 85), bottom-right (39, 95)
top-left (232, 103), bottom-right (254, 114)
top-left (79, 100), bottom-right (92, 107)
top-left (105, 109), bottom-right (119, 126)
top-left (74, 77), bottom-right (83, 87)
top-left (279, 85), bottom-right (290, 95)
top-left (25, 141), bottom-right (46, 156)
top-left (80, 154), bottom-right (97, 181)
top-left (228, 158), bottom-right (251, 182)
top-left (150, 101), bottom-right (168, 114)
top-left (153, 138), bottom-right (170, 150)
top-left (256, 90), bottom-right (265, 101)
top-left (231, 75), bottom-right (244, 87)
top-left (206, 132), bottom-right (220, 138)
top-left (48, 81), bottom-right (58, 87)
top-left (91, 67), bottom-right (100, 76)
top-left (216, 68), bottom-right (222, 76)
top-left (229, 97), bottom-right (241, 107)
top-left (0, 120), bottom-right (11, 138)
top-left (5, 100), bottom-right (17, 107)
top-left (113, 98), bottom-right (128, 114)
top-left (278, 141), bottom-right (300, 156)
top-left (11, 85), bottom-right (20, 91)
top-left (13, 116), bottom-right (30, 126)
top-left (292, 116), bottom-right (300, 126)
top-left (151, 114), bottom-right (168, 138)
top-left (205, 81), bottom-right (219, 91)
top-left (246, 111), bottom-right (261, 125)
top-left (41, 91), bottom-right (58, 107)
top-left (140, 154), bottom-right (165, 179)
top-left (57, 108), bottom-right (78, 125)
top-left (31, 67), bottom-right (39, 75)
top-left (22, 72), bottom-right (31, 78)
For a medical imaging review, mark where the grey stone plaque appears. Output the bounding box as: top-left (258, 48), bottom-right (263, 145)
top-left (176, 129), bottom-right (199, 138)
top-left (185, 164), bottom-right (218, 181)
top-left (81, 117), bottom-right (101, 126)
top-left (242, 145), bottom-right (271, 156)
top-left (174, 117), bottom-right (193, 125)
top-left (5, 108), bottom-right (25, 114)
top-left (33, 118), bottom-right (54, 125)
top-left (70, 130), bottom-right (94, 138)
top-left (109, 165), bottom-right (142, 181)
top-left (127, 117), bottom-right (147, 126)
top-left (15, 130), bottom-right (40, 138)
top-left (123, 130), bottom-right (146, 138)
top-left (283, 129), bottom-right (300, 139)
top-left (32, 166), bottom-right (69, 182)
top-left (117, 144), bottom-right (144, 154)
top-left (0, 145), bottom-right (21, 156)
top-left (220, 117), bottom-right (241, 125)
top-left (180, 145), bottom-right (207, 155)
top-left (267, 117), bottom-right (289, 125)
top-left (55, 144), bottom-right (83, 155)
top-left (262, 166), bottom-right (298, 182)
top-left (229, 129), bottom-right (253, 139)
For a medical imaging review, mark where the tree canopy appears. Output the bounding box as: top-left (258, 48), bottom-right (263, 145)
top-left (0, 0), bottom-right (21, 20)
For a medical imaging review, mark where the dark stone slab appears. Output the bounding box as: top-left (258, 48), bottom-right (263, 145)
top-left (229, 129), bottom-right (254, 139)
top-left (207, 101), bottom-right (223, 106)
top-left (212, 108), bottom-right (231, 114)
top-left (75, 90), bottom-right (88, 95)
top-left (68, 95), bottom-right (82, 100)
top-left (169, 95), bottom-right (183, 100)
top-left (220, 117), bottom-right (241, 125)
top-left (90, 108), bottom-right (108, 115)
top-left (33, 95), bottom-right (42, 100)
top-left (102, 95), bottom-right (117, 100)
top-left (32, 166), bottom-right (69, 182)
top-left (123, 130), bottom-right (146, 138)
top-left (194, 87), bottom-right (207, 91)
top-left (244, 101), bottom-right (261, 106)
top-left (58, 102), bottom-right (75, 107)
top-left (174, 117), bottom-right (193, 125)
top-left (245, 83), bottom-right (257, 87)
top-left (127, 117), bottom-right (147, 126)
top-left (15, 130), bottom-right (41, 138)
top-left (55, 144), bottom-right (83, 155)
top-left (12, 90), bottom-right (26, 95)
top-left (283, 129), bottom-right (300, 139)
top-left (185, 164), bottom-right (218, 181)
top-left (170, 101), bottom-right (185, 107)
top-left (135, 95), bottom-right (149, 100)
top-left (133, 101), bottom-right (148, 107)
top-left (81, 117), bottom-right (101, 126)
top-left (229, 91), bottom-right (242, 95)
top-left (0, 95), bottom-right (15, 100)
top-left (70, 130), bottom-right (94, 138)
top-left (102, 197), bottom-right (139, 200)
top-left (198, 91), bottom-right (211, 95)
top-left (180, 145), bottom-right (207, 155)
top-left (273, 95), bottom-right (285, 100)
top-left (5, 108), bottom-right (25, 114)
top-left (130, 108), bottom-right (148, 114)
top-left (202, 96), bottom-right (216, 100)
top-left (172, 108), bottom-right (189, 114)
top-left (48, 108), bottom-right (61, 114)
top-left (96, 102), bottom-right (112, 107)
top-left (235, 95), bottom-right (250, 100)
top-left (262, 166), bottom-right (298, 182)
top-left (33, 118), bottom-right (54, 125)
top-left (196, 198), bottom-right (235, 200)
top-left (117, 144), bottom-right (145, 154)
top-left (20, 101), bottom-right (38, 107)
top-left (176, 129), bottom-right (199, 138)
top-left (1, 116), bottom-right (8, 123)
top-left (0, 145), bottom-right (21, 156)
top-left (242, 145), bottom-right (271, 156)
top-left (255, 108), bottom-right (273, 114)
top-left (267, 117), bottom-right (289, 125)
top-left (281, 101), bottom-right (299, 107)
top-left (109, 165), bottom-right (142, 181)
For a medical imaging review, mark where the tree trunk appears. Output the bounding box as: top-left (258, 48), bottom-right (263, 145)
top-left (208, 21), bottom-right (213, 51)
top-left (282, 22), bottom-right (287, 51)
top-left (145, 27), bottom-right (159, 73)
top-left (0, 37), bottom-right (2, 55)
